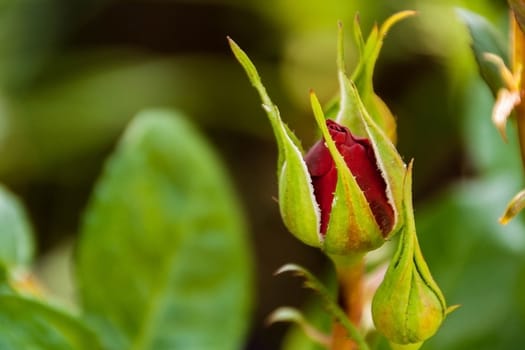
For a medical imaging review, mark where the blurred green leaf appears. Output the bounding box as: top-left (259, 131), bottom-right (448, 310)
top-left (0, 0), bottom-right (112, 92)
top-left (0, 1), bottom-right (62, 91)
top-left (34, 241), bottom-right (76, 308)
top-left (0, 54), bottom-right (282, 180)
top-left (461, 77), bottom-right (522, 176)
top-left (0, 184), bottom-right (34, 270)
top-left (76, 110), bottom-right (253, 349)
top-left (456, 8), bottom-right (508, 96)
top-left (0, 294), bottom-right (103, 350)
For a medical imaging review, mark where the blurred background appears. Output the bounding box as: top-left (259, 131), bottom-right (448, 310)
top-left (2, 0), bottom-right (525, 349)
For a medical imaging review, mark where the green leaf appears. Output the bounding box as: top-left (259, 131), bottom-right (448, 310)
top-left (76, 110), bottom-right (253, 350)
top-left (0, 184), bottom-right (35, 270)
top-left (456, 8), bottom-right (509, 96)
top-left (0, 294), bottom-right (103, 350)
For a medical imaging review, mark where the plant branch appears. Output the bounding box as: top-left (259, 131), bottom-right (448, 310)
top-left (329, 255), bottom-right (366, 350)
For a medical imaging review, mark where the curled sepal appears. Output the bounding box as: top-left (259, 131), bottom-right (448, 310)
top-left (228, 38), bottom-right (321, 248)
top-left (499, 188), bottom-right (525, 224)
top-left (310, 92), bottom-right (384, 253)
top-left (372, 162), bottom-right (452, 346)
top-left (276, 264), bottom-right (370, 350)
top-left (351, 10), bottom-right (416, 97)
top-left (266, 307), bottom-right (330, 347)
top-left (338, 11), bottom-right (416, 141)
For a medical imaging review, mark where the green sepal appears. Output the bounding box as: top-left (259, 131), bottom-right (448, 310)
top-left (332, 18), bottom-right (407, 243)
top-left (372, 162), bottom-right (449, 345)
top-left (336, 21), bottom-right (367, 137)
top-left (310, 92), bottom-right (383, 254)
top-left (338, 11), bottom-right (415, 139)
top-left (352, 15), bottom-right (365, 57)
top-left (333, 18), bottom-right (409, 237)
top-left (229, 38), bottom-right (320, 248)
top-left (340, 76), bottom-right (406, 238)
top-left (351, 11), bottom-right (416, 98)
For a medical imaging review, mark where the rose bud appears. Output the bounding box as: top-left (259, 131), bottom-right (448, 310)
top-left (372, 162), bottom-right (456, 347)
top-left (229, 27), bottom-right (407, 255)
top-left (305, 91), bottom-right (406, 254)
top-left (304, 119), bottom-right (394, 237)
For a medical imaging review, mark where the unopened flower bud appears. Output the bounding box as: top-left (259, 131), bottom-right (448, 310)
top-left (305, 119), bottom-right (394, 236)
top-left (307, 89), bottom-right (406, 254)
top-left (372, 162), bottom-right (453, 346)
top-left (229, 12), bottom-right (411, 255)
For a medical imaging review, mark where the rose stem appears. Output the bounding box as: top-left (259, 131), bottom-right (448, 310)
top-left (330, 254), bottom-right (365, 350)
